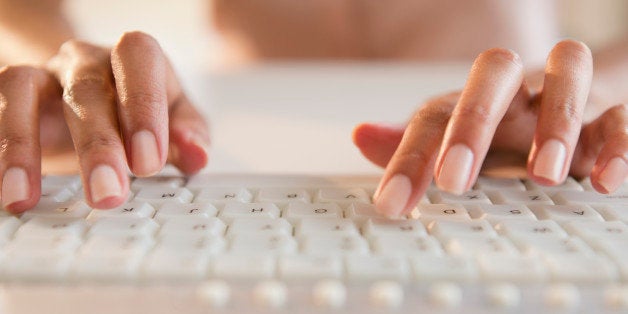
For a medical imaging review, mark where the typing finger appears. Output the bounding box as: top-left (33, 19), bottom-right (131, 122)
top-left (167, 91), bottom-right (210, 175)
top-left (572, 104), bottom-right (628, 193)
top-left (111, 32), bottom-right (169, 177)
top-left (528, 40), bottom-right (593, 185)
top-left (434, 48), bottom-right (524, 194)
top-left (48, 40), bottom-right (129, 209)
top-left (372, 93), bottom-right (458, 217)
top-left (0, 66), bottom-right (61, 212)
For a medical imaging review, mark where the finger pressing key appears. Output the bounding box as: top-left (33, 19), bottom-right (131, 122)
top-left (528, 40), bottom-right (593, 185)
top-left (434, 48), bottom-right (524, 194)
top-left (48, 41), bottom-right (129, 209)
top-left (0, 66), bottom-right (60, 212)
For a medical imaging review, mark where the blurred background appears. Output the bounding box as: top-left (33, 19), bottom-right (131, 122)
top-left (3, 0), bottom-right (628, 174)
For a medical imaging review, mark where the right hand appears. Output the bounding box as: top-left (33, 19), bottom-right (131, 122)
top-left (0, 31), bottom-right (210, 213)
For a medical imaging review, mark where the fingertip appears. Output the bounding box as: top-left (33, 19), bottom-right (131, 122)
top-left (592, 157), bottom-right (628, 194)
top-left (1, 167), bottom-right (40, 214)
top-left (169, 128), bottom-right (210, 175)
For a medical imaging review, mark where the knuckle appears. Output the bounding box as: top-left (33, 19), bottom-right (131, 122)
top-left (62, 76), bottom-right (112, 106)
top-left (454, 104), bottom-right (493, 124)
top-left (548, 99), bottom-right (581, 124)
top-left (78, 134), bottom-right (122, 155)
top-left (0, 66), bottom-right (37, 85)
top-left (395, 150), bottom-right (432, 170)
top-left (412, 97), bottom-right (456, 127)
top-left (0, 134), bottom-right (33, 154)
top-left (57, 39), bottom-right (108, 60)
top-left (477, 48), bottom-right (522, 68)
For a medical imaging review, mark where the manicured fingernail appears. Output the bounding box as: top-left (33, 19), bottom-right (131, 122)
top-left (374, 174), bottom-right (412, 218)
top-left (437, 144), bottom-right (474, 194)
top-left (90, 164), bottom-right (122, 203)
top-left (533, 139), bottom-right (566, 183)
top-left (132, 130), bottom-right (161, 176)
top-left (2, 167), bottom-right (30, 207)
top-left (190, 134), bottom-right (210, 156)
top-left (598, 157), bottom-right (628, 193)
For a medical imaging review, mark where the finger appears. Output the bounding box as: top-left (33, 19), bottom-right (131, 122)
top-left (434, 48), bottom-right (524, 194)
top-left (48, 40), bottom-right (129, 209)
top-left (111, 32), bottom-right (170, 177)
top-left (0, 66), bottom-right (60, 213)
top-left (373, 93), bottom-right (458, 217)
top-left (352, 123), bottom-right (405, 168)
top-left (168, 93), bottom-right (210, 174)
top-left (527, 40), bottom-right (593, 185)
top-left (571, 104), bottom-right (628, 193)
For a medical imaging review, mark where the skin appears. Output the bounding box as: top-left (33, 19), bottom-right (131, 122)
top-left (0, 0), bottom-right (626, 217)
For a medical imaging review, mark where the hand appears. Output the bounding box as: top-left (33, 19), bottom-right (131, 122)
top-left (0, 32), bottom-right (210, 213)
top-left (353, 40), bottom-right (628, 217)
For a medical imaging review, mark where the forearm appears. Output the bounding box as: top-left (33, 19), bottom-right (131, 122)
top-left (0, 0), bottom-right (73, 65)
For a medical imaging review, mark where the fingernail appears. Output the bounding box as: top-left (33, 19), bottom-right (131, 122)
top-left (374, 174), bottom-right (412, 217)
top-left (437, 144), bottom-right (474, 194)
top-left (598, 157), bottom-right (628, 193)
top-left (533, 139), bottom-right (566, 183)
top-left (90, 164), bottom-right (122, 203)
top-left (189, 134), bottom-right (210, 156)
top-left (132, 130), bottom-right (161, 176)
top-left (2, 167), bottom-right (30, 207)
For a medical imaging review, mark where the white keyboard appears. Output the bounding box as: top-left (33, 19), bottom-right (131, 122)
top-left (3, 173), bottom-right (628, 314)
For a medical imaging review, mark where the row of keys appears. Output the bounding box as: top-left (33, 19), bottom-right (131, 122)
top-left (196, 280), bottom-right (628, 311)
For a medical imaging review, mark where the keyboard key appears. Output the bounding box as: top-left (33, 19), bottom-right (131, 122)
top-left (278, 255), bottom-right (343, 280)
top-left (553, 191), bottom-right (628, 206)
top-left (1, 253), bottom-right (74, 281)
top-left (363, 218), bottom-right (427, 238)
top-left (563, 221), bottom-right (628, 249)
top-left (256, 188), bottom-right (311, 205)
top-left (284, 202), bottom-right (342, 223)
top-left (314, 188), bottom-right (370, 206)
top-left (21, 200), bottom-right (92, 220)
top-left (39, 186), bottom-right (74, 203)
top-left (0, 216), bottom-right (21, 242)
top-left (219, 202), bottom-right (281, 223)
top-left (545, 255), bottom-right (618, 283)
top-left (467, 204), bottom-right (537, 224)
top-left (73, 253), bottom-right (146, 281)
top-left (296, 218), bottom-right (360, 237)
top-left (445, 237), bottom-right (519, 257)
top-left (131, 176), bottom-right (185, 190)
top-left (488, 190), bottom-right (554, 205)
top-left (142, 250), bottom-right (211, 281)
top-left (134, 187), bottom-right (194, 205)
top-left (594, 204), bottom-right (628, 223)
top-left (159, 217), bottom-right (226, 238)
top-left (86, 201), bottom-right (155, 221)
top-left (369, 281), bottom-right (405, 309)
top-left (523, 177), bottom-right (584, 192)
top-left (156, 235), bottom-right (226, 254)
top-left (370, 236), bottom-right (444, 257)
top-left (154, 203), bottom-right (217, 223)
top-left (345, 203), bottom-right (387, 223)
top-left (88, 217), bottom-right (159, 237)
top-left (428, 190), bottom-right (492, 205)
top-left (495, 220), bottom-right (568, 241)
top-left (226, 218), bottom-right (292, 237)
top-left (515, 237), bottom-right (595, 258)
top-left (42, 175), bottom-right (82, 191)
top-left (473, 177), bottom-right (526, 191)
top-left (6, 235), bottom-right (82, 255)
top-left (79, 235), bottom-right (155, 258)
top-left (411, 256), bottom-right (477, 281)
top-left (301, 235), bottom-right (369, 256)
top-left (417, 204), bottom-right (471, 222)
top-left (15, 217), bottom-right (88, 239)
top-left (529, 204), bottom-right (603, 223)
top-left (474, 177), bottom-right (526, 191)
top-left (428, 220), bottom-right (497, 241)
top-left (229, 234), bottom-right (298, 255)
top-left (345, 256), bottom-right (410, 281)
top-left (476, 254), bottom-right (548, 282)
top-left (211, 254), bottom-right (276, 279)
top-left (194, 187), bottom-right (253, 206)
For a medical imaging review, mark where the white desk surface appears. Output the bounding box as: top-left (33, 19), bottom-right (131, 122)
top-left (187, 63), bottom-right (471, 174)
